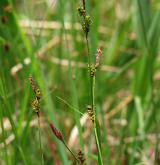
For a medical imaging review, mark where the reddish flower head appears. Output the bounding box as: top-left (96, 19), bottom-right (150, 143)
top-left (50, 123), bottom-right (64, 142)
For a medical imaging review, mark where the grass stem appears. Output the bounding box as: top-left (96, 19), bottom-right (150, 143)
top-left (37, 114), bottom-right (44, 165)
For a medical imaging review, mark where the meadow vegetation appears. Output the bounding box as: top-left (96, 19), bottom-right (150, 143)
top-left (0, 0), bottom-right (160, 164)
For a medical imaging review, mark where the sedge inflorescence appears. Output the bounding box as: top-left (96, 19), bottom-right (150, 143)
top-left (29, 76), bottom-right (42, 116)
top-left (77, 5), bottom-right (92, 37)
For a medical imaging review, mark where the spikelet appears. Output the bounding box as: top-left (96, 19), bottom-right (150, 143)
top-left (88, 64), bottom-right (96, 77)
top-left (35, 88), bottom-right (42, 100)
top-left (87, 105), bottom-right (95, 123)
top-left (29, 76), bottom-right (42, 115)
top-left (29, 76), bottom-right (37, 93)
top-left (29, 76), bottom-right (42, 99)
top-left (50, 123), bottom-right (64, 142)
top-left (77, 149), bottom-right (85, 164)
top-left (77, 6), bottom-right (86, 17)
top-left (31, 98), bottom-right (40, 113)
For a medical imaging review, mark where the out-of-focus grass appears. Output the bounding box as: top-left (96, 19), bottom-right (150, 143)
top-left (0, 0), bottom-right (160, 164)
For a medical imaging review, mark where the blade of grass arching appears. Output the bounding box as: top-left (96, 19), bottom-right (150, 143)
top-left (38, 67), bottom-right (70, 165)
top-left (60, 0), bottom-right (84, 150)
top-left (56, 96), bottom-right (84, 115)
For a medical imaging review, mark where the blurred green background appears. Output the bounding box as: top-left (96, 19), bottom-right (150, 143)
top-left (0, 0), bottom-right (160, 164)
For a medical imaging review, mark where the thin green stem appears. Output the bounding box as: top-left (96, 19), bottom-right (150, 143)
top-left (37, 114), bottom-right (44, 165)
top-left (92, 76), bottom-right (103, 165)
top-left (85, 26), bottom-right (103, 165)
top-left (63, 141), bottom-right (80, 165)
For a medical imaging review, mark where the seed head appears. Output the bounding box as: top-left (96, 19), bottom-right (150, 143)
top-left (29, 76), bottom-right (37, 93)
top-left (87, 105), bottom-right (95, 123)
top-left (31, 98), bottom-right (40, 113)
top-left (77, 149), bottom-right (85, 164)
top-left (29, 76), bottom-right (42, 100)
top-left (35, 88), bottom-right (42, 100)
top-left (50, 123), bottom-right (64, 142)
top-left (85, 15), bottom-right (92, 26)
top-left (77, 6), bottom-right (86, 17)
top-left (82, 15), bottom-right (92, 35)
top-left (88, 64), bottom-right (96, 77)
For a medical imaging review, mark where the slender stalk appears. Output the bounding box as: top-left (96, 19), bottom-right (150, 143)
top-left (63, 141), bottom-right (80, 165)
top-left (82, 0), bottom-right (86, 10)
top-left (37, 114), bottom-right (44, 165)
top-left (85, 27), bottom-right (103, 165)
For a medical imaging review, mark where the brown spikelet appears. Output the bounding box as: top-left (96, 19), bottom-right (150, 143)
top-left (50, 123), bottom-right (64, 142)
top-left (87, 105), bottom-right (95, 123)
top-left (29, 76), bottom-right (42, 100)
top-left (31, 98), bottom-right (40, 113)
top-left (29, 76), bottom-right (37, 93)
top-left (77, 149), bottom-right (85, 164)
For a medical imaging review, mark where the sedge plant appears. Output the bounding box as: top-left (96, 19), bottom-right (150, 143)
top-left (77, 1), bottom-right (103, 164)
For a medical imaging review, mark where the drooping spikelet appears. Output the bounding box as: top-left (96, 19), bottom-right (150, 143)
top-left (50, 123), bottom-right (64, 142)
